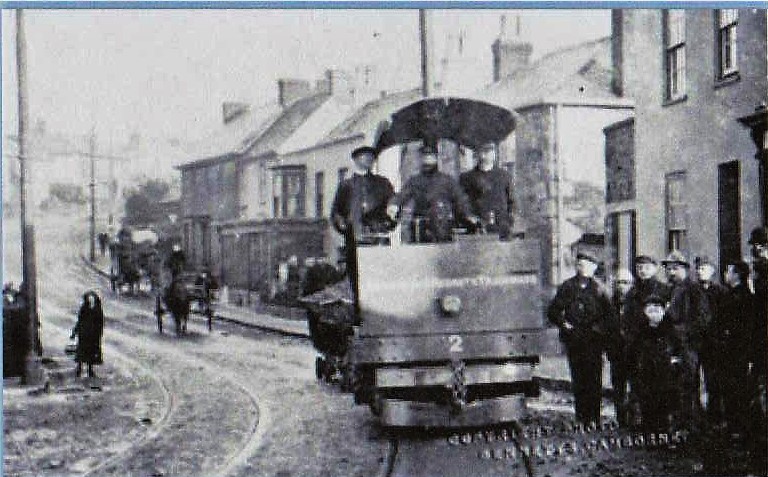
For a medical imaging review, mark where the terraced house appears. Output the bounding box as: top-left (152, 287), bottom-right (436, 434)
top-left (605, 9), bottom-right (767, 273)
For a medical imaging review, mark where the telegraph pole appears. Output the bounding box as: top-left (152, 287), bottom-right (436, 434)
top-left (419, 9), bottom-right (434, 98)
top-left (17, 9), bottom-right (44, 383)
top-left (89, 130), bottom-right (96, 262)
top-left (16, 9), bottom-right (28, 243)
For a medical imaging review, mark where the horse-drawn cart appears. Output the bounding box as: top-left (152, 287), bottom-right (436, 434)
top-left (109, 230), bottom-right (162, 295)
top-left (155, 271), bottom-right (218, 335)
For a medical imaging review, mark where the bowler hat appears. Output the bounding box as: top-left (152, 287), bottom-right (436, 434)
top-left (661, 250), bottom-right (689, 267)
top-left (351, 146), bottom-right (377, 158)
top-left (419, 144), bottom-right (438, 154)
top-left (635, 255), bottom-right (657, 265)
top-left (694, 255), bottom-right (713, 267)
top-left (576, 251), bottom-right (598, 263)
top-left (749, 226), bottom-right (768, 246)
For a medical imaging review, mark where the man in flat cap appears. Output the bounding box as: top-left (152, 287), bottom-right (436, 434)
top-left (388, 143), bottom-right (478, 243)
top-left (606, 268), bottom-right (635, 426)
top-left (714, 260), bottom-right (755, 433)
top-left (548, 251), bottom-right (614, 424)
top-left (331, 146), bottom-right (395, 303)
top-left (623, 255), bottom-right (671, 384)
top-left (459, 142), bottom-right (516, 240)
top-left (693, 255), bottom-right (729, 425)
top-left (662, 250), bottom-right (711, 433)
top-left (747, 226), bottom-right (768, 474)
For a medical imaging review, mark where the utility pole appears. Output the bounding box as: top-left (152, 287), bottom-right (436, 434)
top-left (89, 129), bottom-right (96, 262)
top-left (419, 9), bottom-right (434, 98)
top-left (16, 9), bottom-right (28, 243)
top-left (17, 8), bottom-right (44, 383)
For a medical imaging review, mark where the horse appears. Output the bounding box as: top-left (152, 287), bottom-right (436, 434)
top-left (157, 277), bottom-right (190, 335)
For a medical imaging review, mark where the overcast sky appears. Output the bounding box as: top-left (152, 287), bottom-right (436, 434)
top-left (2, 8), bottom-right (611, 147)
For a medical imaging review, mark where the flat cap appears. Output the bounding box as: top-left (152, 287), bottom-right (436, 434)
top-left (576, 251), bottom-right (598, 263)
top-left (749, 226), bottom-right (768, 245)
top-left (351, 146), bottom-right (378, 158)
top-left (643, 294), bottom-right (667, 307)
top-left (694, 255), bottom-right (713, 267)
top-left (661, 250), bottom-right (690, 267)
top-left (635, 255), bottom-right (657, 265)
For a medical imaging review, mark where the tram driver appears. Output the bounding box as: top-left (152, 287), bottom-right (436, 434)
top-left (387, 143), bottom-right (479, 243)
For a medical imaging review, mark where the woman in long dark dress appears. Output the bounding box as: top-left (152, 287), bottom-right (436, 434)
top-left (71, 291), bottom-right (104, 377)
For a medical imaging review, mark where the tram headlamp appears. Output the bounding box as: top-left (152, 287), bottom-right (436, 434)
top-left (439, 295), bottom-right (462, 316)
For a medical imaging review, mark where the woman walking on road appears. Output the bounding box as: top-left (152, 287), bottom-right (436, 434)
top-left (71, 291), bottom-right (104, 378)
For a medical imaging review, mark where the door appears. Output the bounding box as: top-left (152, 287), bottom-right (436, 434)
top-left (718, 161), bottom-right (741, 275)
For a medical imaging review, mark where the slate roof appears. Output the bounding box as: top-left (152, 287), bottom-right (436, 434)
top-left (479, 37), bottom-right (626, 109)
top-left (324, 88), bottom-right (422, 143)
top-left (178, 93), bottom-right (331, 170)
top-left (184, 103), bottom-right (283, 160)
top-left (243, 93), bottom-right (331, 158)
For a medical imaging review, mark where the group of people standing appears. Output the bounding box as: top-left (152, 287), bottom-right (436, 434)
top-left (549, 227), bottom-right (768, 470)
top-left (330, 141), bottom-right (515, 260)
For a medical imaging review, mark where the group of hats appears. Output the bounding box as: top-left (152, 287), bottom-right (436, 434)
top-left (355, 141), bottom-right (497, 158)
top-left (634, 251), bottom-right (706, 268)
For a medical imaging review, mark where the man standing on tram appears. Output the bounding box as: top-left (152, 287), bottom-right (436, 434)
top-left (330, 146), bottom-right (394, 295)
top-left (459, 142), bottom-right (516, 240)
top-left (387, 143), bottom-right (478, 242)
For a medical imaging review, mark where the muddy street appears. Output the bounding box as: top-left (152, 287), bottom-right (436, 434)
top-left (4, 217), bottom-right (387, 477)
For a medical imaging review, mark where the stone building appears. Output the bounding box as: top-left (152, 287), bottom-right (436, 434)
top-left (479, 32), bottom-right (634, 286)
top-left (606, 9), bottom-right (767, 273)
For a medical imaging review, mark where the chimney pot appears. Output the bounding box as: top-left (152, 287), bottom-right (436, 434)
top-left (278, 78), bottom-right (312, 108)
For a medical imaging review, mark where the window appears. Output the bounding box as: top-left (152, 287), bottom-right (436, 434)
top-left (273, 166), bottom-right (306, 218)
top-left (664, 10), bottom-right (686, 101)
top-left (717, 9), bottom-right (738, 79)
top-left (272, 172), bottom-right (281, 217)
top-left (258, 162), bottom-right (268, 204)
top-left (665, 171), bottom-right (688, 253)
top-left (338, 167), bottom-right (348, 184)
top-left (315, 171), bottom-right (325, 218)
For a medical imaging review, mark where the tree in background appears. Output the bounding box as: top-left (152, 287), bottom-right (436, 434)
top-left (123, 179), bottom-right (171, 227)
top-left (40, 183), bottom-right (87, 210)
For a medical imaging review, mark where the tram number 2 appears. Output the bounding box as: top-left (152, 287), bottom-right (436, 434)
top-left (447, 335), bottom-right (464, 353)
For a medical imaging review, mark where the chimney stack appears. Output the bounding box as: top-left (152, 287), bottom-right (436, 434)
top-left (222, 102), bottom-right (250, 124)
top-left (277, 78), bottom-right (312, 108)
top-left (611, 9), bottom-right (625, 96)
top-left (491, 14), bottom-right (533, 81)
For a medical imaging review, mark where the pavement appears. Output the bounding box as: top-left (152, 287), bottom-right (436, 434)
top-left (81, 256), bottom-right (611, 388)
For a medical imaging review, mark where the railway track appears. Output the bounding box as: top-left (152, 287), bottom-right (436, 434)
top-left (35, 260), bottom-right (267, 477)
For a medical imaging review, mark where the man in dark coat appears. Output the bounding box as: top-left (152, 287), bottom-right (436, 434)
top-left (71, 291), bottom-right (104, 378)
top-left (167, 244), bottom-right (186, 278)
top-left (459, 142), bottom-right (515, 239)
top-left (547, 251), bottom-right (614, 424)
top-left (606, 268), bottom-right (634, 427)
top-left (747, 226), bottom-right (768, 474)
top-left (388, 144), bottom-right (478, 243)
top-left (662, 250), bottom-right (711, 432)
top-left (330, 146), bottom-right (394, 309)
top-left (712, 260), bottom-right (755, 431)
top-left (625, 255), bottom-right (671, 323)
top-left (694, 255), bottom-right (730, 425)
top-left (632, 294), bottom-right (685, 432)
